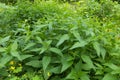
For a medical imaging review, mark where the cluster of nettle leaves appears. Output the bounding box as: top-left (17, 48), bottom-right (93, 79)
top-left (0, 0), bottom-right (120, 80)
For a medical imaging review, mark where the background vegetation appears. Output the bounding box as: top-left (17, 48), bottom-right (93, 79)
top-left (0, 0), bottom-right (120, 80)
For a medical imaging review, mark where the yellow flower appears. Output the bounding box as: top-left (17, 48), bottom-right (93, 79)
top-left (9, 61), bottom-right (15, 65)
top-left (47, 72), bottom-right (51, 77)
top-left (10, 66), bottom-right (15, 70)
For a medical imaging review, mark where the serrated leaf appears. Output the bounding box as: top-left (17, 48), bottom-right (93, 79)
top-left (93, 42), bottom-right (101, 57)
top-left (56, 34), bottom-right (69, 47)
top-left (49, 47), bottom-right (63, 57)
top-left (23, 43), bottom-right (36, 51)
top-left (70, 41), bottom-right (87, 50)
top-left (42, 56), bottom-right (51, 71)
top-left (26, 60), bottom-right (41, 68)
top-left (102, 74), bottom-right (117, 80)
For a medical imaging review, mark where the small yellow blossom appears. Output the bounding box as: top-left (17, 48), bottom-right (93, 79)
top-left (10, 66), bottom-right (15, 70)
top-left (9, 61), bottom-right (15, 65)
top-left (47, 72), bottom-right (51, 77)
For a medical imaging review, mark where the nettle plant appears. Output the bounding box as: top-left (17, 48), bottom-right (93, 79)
top-left (0, 0), bottom-right (120, 80)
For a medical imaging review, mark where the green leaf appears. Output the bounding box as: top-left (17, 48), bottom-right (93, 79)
top-left (10, 41), bottom-right (21, 60)
top-left (61, 61), bottom-right (73, 73)
top-left (50, 66), bottom-right (61, 74)
top-left (0, 55), bottom-right (12, 68)
top-left (80, 74), bottom-right (90, 80)
top-left (56, 34), bottom-right (69, 47)
top-left (11, 41), bottom-right (18, 50)
top-left (49, 47), bottom-right (63, 57)
top-left (101, 47), bottom-right (106, 59)
top-left (26, 60), bottom-right (42, 68)
top-left (70, 41), bottom-right (87, 50)
top-left (13, 67), bottom-right (22, 73)
top-left (23, 43), bottom-right (36, 51)
top-left (0, 69), bottom-right (9, 76)
top-left (40, 40), bottom-right (52, 54)
top-left (102, 74), bottom-right (117, 80)
top-left (42, 56), bottom-right (51, 71)
top-left (104, 63), bottom-right (119, 70)
top-left (32, 75), bottom-right (41, 80)
top-left (0, 36), bottom-right (10, 44)
top-left (61, 56), bottom-right (73, 73)
top-left (72, 31), bottom-right (82, 42)
top-left (36, 36), bottom-right (43, 43)
top-left (66, 69), bottom-right (77, 79)
top-left (20, 55), bottom-right (33, 61)
top-left (0, 47), bottom-right (6, 52)
top-left (93, 42), bottom-right (101, 57)
top-left (81, 54), bottom-right (94, 69)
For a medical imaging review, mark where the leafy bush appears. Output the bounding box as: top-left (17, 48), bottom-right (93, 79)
top-left (0, 0), bottom-right (120, 80)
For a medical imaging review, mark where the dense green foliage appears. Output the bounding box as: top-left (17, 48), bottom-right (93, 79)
top-left (0, 0), bottom-right (120, 80)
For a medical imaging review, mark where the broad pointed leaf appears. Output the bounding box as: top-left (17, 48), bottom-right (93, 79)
top-left (72, 31), bottom-right (82, 42)
top-left (49, 47), bottom-right (63, 57)
top-left (0, 36), bottom-right (10, 44)
top-left (26, 60), bottom-right (41, 68)
top-left (56, 34), bottom-right (69, 47)
top-left (20, 55), bottom-right (33, 61)
top-left (23, 43), bottom-right (36, 51)
top-left (102, 74), bottom-right (117, 80)
top-left (93, 42), bottom-right (101, 57)
top-left (10, 41), bottom-right (21, 60)
top-left (42, 56), bottom-right (51, 71)
top-left (81, 54), bottom-right (94, 69)
top-left (70, 41), bottom-right (87, 50)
